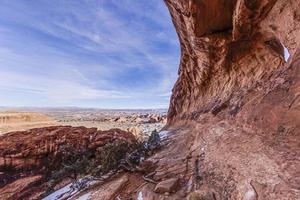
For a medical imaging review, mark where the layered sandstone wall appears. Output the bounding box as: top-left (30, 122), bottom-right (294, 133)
top-left (157, 0), bottom-right (300, 199)
top-left (165, 0), bottom-right (300, 127)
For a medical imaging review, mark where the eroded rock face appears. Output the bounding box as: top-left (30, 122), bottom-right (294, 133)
top-left (160, 0), bottom-right (300, 199)
top-left (0, 126), bottom-right (136, 170)
top-left (154, 178), bottom-right (179, 193)
top-left (165, 0), bottom-right (300, 125)
top-left (0, 126), bottom-right (137, 199)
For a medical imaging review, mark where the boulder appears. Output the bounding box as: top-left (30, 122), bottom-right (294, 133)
top-left (114, 117), bottom-right (127, 123)
top-left (133, 117), bottom-right (144, 123)
top-left (127, 126), bottom-right (143, 141)
top-left (147, 114), bottom-right (160, 123)
top-left (154, 178), bottom-right (179, 193)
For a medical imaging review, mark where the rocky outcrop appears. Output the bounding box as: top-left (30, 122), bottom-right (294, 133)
top-left (161, 0), bottom-right (300, 199)
top-left (0, 126), bottom-right (138, 199)
top-left (127, 126), bottom-right (143, 141)
top-left (154, 178), bottom-right (179, 194)
top-left (146, 114), bottom-right (167, 124)
top-left (0, 126), bottom-right (136, 170)
top-left (166, 0), bottom-right (299, 125)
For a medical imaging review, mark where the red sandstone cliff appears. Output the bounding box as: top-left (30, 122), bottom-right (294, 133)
top-left (161, 0), bottom-right (300, 199)
top-left (166, 0), bottom-right (300, 127)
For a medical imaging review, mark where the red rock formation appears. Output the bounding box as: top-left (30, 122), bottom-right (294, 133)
top-left (0, 126), bottom-right (136, 170)
top-left (0, 126), bottom-right (137, 199)
top-left (164, 0), bottom-right (300, 199)
top-left (166, 0), bottom-right (299, 125)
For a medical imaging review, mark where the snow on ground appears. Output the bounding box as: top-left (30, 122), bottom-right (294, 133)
top-left (42, 183), bottom-right (73, 200)
top-left (137, 191), bottom-right (144, 200)
top-left (283, 46), bottom-right (290, 62)
top-left (42, 177), bottom-right (98, 200)
top-left (159, 130), bottom-right (170, 139)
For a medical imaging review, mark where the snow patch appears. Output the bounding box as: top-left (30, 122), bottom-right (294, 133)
top-left (137, 191), bottom-right (144, 200)
top-left (159, 130), bottom-right (170, 139)
top-left (244, 189), bottom-right (257, 200)
top-left (115, 196), bottom-right (122, 200)
top-left (42, 183), bottom-right (72, 200)
top-left (283, 46), bottom-right (290, 62)
top-left (42, 177), bottom-right (99, 200)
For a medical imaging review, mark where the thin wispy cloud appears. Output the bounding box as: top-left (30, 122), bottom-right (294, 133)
top-left (0, 0), bottom-right (179, 108)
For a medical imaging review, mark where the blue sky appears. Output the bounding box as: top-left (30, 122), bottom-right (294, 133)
top-left (0, 0), bottom-right (179, 109)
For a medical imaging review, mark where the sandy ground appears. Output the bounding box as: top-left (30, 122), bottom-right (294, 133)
top-left (0, 111), bottom-right (58, 135)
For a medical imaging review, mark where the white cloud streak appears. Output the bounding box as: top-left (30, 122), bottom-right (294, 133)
top-left (0, 0), bottom-right (180, 108)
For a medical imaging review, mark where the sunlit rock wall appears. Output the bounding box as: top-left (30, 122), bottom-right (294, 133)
top-left (165, 0), bottom-right (300, 128)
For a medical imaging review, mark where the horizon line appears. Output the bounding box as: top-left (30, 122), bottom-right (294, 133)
top-left (0, 105), bottom-right (169, 110)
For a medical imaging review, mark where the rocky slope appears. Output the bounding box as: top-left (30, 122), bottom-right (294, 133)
top-left (0, 126), bottom-right (138, 199)
top-left (163, 0), bottom-right (300, 199)
top-left (164, 0), bottom-right (299, 198)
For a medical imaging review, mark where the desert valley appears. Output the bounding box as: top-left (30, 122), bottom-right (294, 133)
top-left (0, 108), bottom-right (167, 137)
